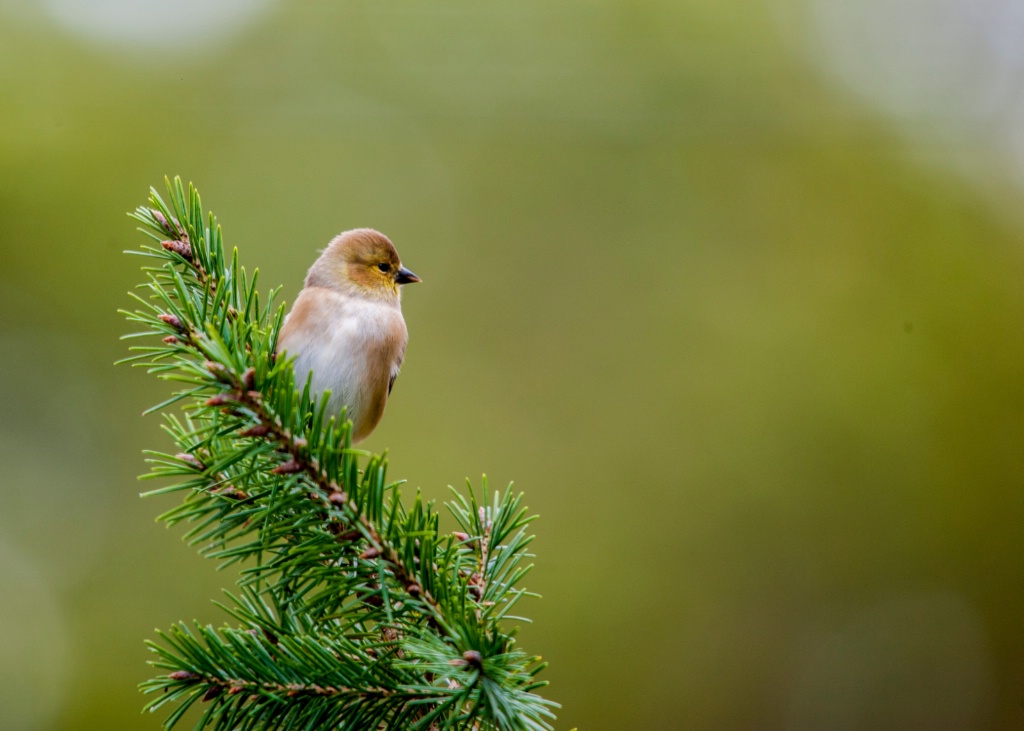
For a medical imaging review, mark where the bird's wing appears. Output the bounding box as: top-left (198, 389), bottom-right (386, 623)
top-left (388, 346), bottom-right (405, 395)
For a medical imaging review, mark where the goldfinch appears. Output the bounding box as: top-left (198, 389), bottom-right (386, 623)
top-left (276, 229), bottom-right (420, 442)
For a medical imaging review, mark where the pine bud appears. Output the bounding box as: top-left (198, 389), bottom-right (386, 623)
top-left (203, 361), bottom-right (230, 381)
top-left (242, 367), bottom-right (256, 390)
top-left (271, 460), bottom-right (302, 474)
top-left (462, 650), bottom-right (482, 668)
top-left (158, 313), bottom-right (183, 330)
top-left (162, 335), bottom-right (178, 344)
top-left (175, 453), bottom-right (205, 471)
top-left (161, 239), bottom-right (193, 261)
top-left (334, 528), bottom-right (360, 542)
top-left (202, 685), bottom-right (222, 702)
top-left (238, 424), bottom-right (270, 438)
top-left (328, 492), bottom-right (349, 508)
top-left (406, 583), bottom-right (422, 596)
top-left (151, 210), bottom-right (186, 239)
top-left (151, 209), bottom-right (171, 232)
top-left (205, 394), bottom-right (231, 407)
top-left (452, 532), bottom-right (470, 542)
top-left (168, 670), bottom-right (199, 681)
top-left (215, 485), bottom-right (247, 500)
top-left (333, 524), bottom-right (362, 540)
top-left (359, 547), bottom-right (381, 560)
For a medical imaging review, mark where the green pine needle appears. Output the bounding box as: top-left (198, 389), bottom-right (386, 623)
top-left (121, 178), bottom-right (556, 731)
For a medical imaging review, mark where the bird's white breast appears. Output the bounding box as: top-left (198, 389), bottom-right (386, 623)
top-left (278, 288), bottom-right (407, 438)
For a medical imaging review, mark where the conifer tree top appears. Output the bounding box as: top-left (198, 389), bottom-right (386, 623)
top-left (120, 178), bottom-right (556, 731)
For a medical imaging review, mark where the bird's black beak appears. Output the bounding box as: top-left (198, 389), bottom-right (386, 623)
top-left (396, 267), bottom-right (421, 285)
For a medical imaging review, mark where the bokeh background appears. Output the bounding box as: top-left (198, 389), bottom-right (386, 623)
top-left (3, 1), bottom-right (1024, 729)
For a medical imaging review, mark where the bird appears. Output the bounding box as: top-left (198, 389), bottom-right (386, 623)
top-left (276, 228), bottom-right (420, 442)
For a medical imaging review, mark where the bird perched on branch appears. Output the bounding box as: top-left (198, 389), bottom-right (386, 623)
top-left (277, 229), bottom-right (420, 442)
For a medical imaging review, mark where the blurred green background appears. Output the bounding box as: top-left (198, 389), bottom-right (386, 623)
top-left (3, 1), bottom-right (1024, 729)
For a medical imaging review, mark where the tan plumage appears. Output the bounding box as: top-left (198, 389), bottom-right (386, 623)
top-left (276, 229), bottom-right (420, 442)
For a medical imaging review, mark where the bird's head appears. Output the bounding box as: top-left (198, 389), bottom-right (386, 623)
top-left (306, 228), bottom-right (421, 301)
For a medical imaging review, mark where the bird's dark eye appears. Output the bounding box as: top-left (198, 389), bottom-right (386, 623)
top-left (377, 262), bottom-right (390, 273)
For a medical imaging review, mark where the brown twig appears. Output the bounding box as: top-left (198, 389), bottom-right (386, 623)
top-left (169, 669), bottom-right (401, 701)
top-left (167, 335), bottom-right (446, 627)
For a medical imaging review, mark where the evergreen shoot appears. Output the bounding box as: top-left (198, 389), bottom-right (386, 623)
top-left (119, 178), bottom-right (556, 731)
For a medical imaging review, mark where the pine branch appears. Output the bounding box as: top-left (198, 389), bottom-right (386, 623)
top-left (121, 178), bottom-right (556, 731)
